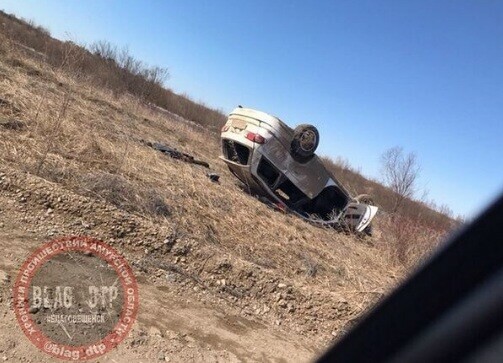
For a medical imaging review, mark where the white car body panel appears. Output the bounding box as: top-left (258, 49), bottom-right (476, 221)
top-left (220, 107), bottom-right (378, 232)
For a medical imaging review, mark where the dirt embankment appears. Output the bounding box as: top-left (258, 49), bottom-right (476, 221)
top-left (0, 33), bottom-right (405, 362)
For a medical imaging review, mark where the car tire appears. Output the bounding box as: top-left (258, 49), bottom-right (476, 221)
top-left (291, 124), bottom-right (319, 162)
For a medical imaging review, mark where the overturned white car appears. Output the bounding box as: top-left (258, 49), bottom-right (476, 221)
top-left (220, 107), bottom-right (377, 233)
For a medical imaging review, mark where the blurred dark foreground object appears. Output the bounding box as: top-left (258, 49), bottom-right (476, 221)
top-left (317, 192), bottom-right (503, 363)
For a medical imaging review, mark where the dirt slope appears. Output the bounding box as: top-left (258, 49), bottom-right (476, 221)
top-left (0, 36), bottom-right (406, 362)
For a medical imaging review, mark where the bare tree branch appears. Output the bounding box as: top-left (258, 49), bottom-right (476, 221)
top-left (380, 146), bottom-right (420, 213)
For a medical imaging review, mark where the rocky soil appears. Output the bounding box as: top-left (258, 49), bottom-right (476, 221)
top-left (0, 166), bottom-right (321, 362)
top-left (0, 36), bottom-right (405, 361)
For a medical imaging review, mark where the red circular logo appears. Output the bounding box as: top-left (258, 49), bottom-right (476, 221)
top-left (13, 236), bottom-right (139, 360)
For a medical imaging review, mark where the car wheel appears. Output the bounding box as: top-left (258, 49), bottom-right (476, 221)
top-left (291, 124), bottom-right (319, 162)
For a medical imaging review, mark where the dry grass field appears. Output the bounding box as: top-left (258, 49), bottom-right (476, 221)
top-left (0, 12), bottom-right (457, 362)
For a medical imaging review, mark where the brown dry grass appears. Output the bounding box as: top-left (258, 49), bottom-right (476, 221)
top-left (0, 13), bottom-right (463, 337)
top-left (321, 156), bottom-right (457, 232)
top-left (0, 33), bottom-right (411, 320)
top-left (0, 10), bottom-right (226, 133)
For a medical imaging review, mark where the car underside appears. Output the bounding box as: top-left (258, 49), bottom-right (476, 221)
top-left (220, 107), bottom-right (378, 233)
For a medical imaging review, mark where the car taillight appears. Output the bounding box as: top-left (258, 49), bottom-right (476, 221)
top-left (245, 132), bottom-right (266, 144)
top-left (221, 124), bottom-right (230, 132)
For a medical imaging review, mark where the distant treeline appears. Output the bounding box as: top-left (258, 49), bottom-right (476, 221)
top-left (0, 10), bottom-right (226, 133)
top-left (321, 156), bottom-right (456, 231)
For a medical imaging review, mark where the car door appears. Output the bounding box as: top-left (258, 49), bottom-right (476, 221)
top-left (344, 203), bottom-right (379, 232)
